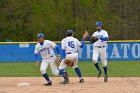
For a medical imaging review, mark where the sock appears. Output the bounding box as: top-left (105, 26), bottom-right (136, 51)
top-left (103, 66), bottom-right (108, 75)
top-left (42, 73), bottom-right (51, 82)
top-left (94, 63), bottom-right (100, 72)
top-left (59, 69), bottom-right (67, 79)
top-left (59, 69), bottom-right (64, 75)
top-left (75, 67), bottom-right (82, 78)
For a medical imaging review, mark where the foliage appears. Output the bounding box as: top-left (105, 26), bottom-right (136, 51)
top-left (0, 0), bottom-right (140, 41)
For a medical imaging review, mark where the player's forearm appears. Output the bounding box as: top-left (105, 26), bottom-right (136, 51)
top-left (34, 53), bottom-right (39, 62)
top-left (55, 46), bottom-right (60, 55)
top-left (80, 38), bottom-right (85, 48)
top-left (62, 50), bottom-right (66, 59)
top-left (100, 37), bottom-right (109, 41)
top-left (87, 35), bottom-right (94, 43)
top-left (87, 35), bottom-right (91, 41)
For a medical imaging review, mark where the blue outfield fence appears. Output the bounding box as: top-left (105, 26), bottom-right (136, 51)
top-left (0, 41), bottom-right (140, 62)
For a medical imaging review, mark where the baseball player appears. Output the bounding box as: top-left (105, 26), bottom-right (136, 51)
top-left (34, 33), bottom-right (68, 86)
top-left (87, 22), bottom-right (109, 82)
top-left (59, 30), bottom-right (86, 84)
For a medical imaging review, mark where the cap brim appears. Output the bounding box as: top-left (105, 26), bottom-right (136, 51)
top-left (95, 25), bottom-right (102, 26)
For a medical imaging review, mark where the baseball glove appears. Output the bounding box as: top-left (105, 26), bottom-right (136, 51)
top-left (54, 55), bottom-right (61, 65)
top-left (64, 58), bottom-right (74, 67)
top-left (90, 36), bottom-right (98, 43)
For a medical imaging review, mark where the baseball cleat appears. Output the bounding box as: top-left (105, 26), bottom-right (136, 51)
top-left (97, 70), bottom-right (102, 78)
top-left (104, 75), bottom-right (108, 82)
top-left (64, 70), bottom-right (69, 79)
top-left (44, 81), bottom-right (52, 86)
top-left (60, 79), bottom-right (69, 84)
top-left (79, 79), bottom-right (84, 83)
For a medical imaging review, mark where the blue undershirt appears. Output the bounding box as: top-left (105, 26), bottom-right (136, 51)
top-left (80, 38), bottom-right (85, 48)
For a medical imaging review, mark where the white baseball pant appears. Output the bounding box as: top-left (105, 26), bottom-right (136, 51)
top-left (92, 46), bottom-right (107, 67)
top-left (59, 53), bottom-right (78, 69)
top-left (40, 56), bottom-right (59, 75)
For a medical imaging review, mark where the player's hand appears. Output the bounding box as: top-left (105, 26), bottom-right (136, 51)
top-left (54, 55), bottom-right (61, 65)
top-left (36, 61), bottom-right (40, 66)
top-left (83, 30), bottom-right (89, 39)
top-left (85, 30), bottom-right (89, 36)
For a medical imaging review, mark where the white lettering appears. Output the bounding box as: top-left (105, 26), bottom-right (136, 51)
top-left (19, 44), bottom-right (29, 48)
top-left (86, 44), bottom-right (92, 59)
top-left (78, 47), bottom-right (82, 58)
top-left (110, 44), bottom-right (121, 58)
top-left (106, 45), bottom-right (108, 58)
top-left (132, 43), bottom-right (140, 58)
top-left (121, 44), bottom-right (130, 58)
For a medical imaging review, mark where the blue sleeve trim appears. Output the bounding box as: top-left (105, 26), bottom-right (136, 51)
top-left (80, 38), bottom-right (85, 48)
top-left (34, 53), bottom-right (39, 62)
top-left (62, 50), bottom-right (66, 59)
top-left (87, 35), bottom-right (94, 43)
top-left (100, 37), bottom-right (109, 41)
top-left (87, 35), bottom-right (91, 41)
top-left (55, 46), bottom-right (59, 55)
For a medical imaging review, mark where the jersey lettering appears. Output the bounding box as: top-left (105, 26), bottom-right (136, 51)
top-left (40, 47), bottom-right (50, 54)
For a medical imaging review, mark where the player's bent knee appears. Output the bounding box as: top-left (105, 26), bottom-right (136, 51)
top-left (52, 70), bottom-right (59, 75)
top-left (102, 62), bottom-right (107, 67)
top-left (73, 66), bottom-right (78, 69)
top-left (93, 60), bottom-right (98, 64)
top-left (40, 69), bottom-right (46, 74)
top-left (59, 66), bottom-right (64, 70)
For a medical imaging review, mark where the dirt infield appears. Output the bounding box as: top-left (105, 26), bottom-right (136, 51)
top-left (0, 77), bottom-right (140, 93)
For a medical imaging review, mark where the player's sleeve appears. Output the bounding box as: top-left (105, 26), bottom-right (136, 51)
top-left (55, 46), bottom-right (60, 55)
top-left (100, 31), bottom-right (109, 41)
top-left (48, 40), bottom-right (60, 55)
top-left (34, 53), bottom-right (39, 62)
top-left (61, 39), bottom-right (66, 50)
top-left (34, 45), bottom-right (39, 54)
top-left (78, 38), bottom-right (85, 48)
top-left (76, 39), bottom-right (82, 48)
top-left (104, 31), bottom-right (109, 38)
top-left (61, 39), bottom-right (66, 59)
top-left (87, 35), bottom-right (91, 41)
top-left (92, 33), bottom-right (96, 37)
top-left (34, 45), bottom-right (39, 62)
top-left (48, 40), bottom-right (57, 49)
top-left (61, 50), bottom-right (66, 59)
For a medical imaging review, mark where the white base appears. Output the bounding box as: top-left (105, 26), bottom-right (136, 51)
top-left (17, 82), bottom-right (30, 86)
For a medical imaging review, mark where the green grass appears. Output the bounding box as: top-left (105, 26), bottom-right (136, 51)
top-left (0, 61), bottom-right (140, 77)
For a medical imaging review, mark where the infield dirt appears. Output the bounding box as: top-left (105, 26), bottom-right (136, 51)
top-left (0, 77), bottom-right (140, 93)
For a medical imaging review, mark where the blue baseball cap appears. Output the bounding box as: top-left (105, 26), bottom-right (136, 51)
top-left (95, 22), bottom-right (103, 26)
top-left (37, 33), bottom-right (44, 38)
top-left (67, 30), bottom-right (73, 36)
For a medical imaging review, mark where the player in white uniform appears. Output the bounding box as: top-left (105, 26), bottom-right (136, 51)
top-left (87, 22), bottom-right (109, 82)
top-left (59, 30), bottom-right (86, 84)
top-left (34, 33), bottom-right (68, 86)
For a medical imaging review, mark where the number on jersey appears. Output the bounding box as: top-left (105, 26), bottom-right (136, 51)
top-left (68, 41), bottom-right (75, 48)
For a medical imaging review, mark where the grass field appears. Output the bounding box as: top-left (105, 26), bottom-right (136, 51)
top-left (0, 60), bottom-right (140, 77)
